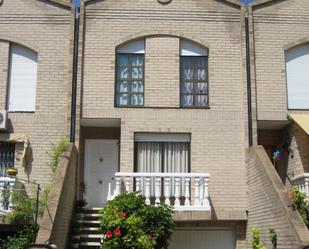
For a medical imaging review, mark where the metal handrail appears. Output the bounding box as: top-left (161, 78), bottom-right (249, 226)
top-left (25, 244), bottom-right (57, 249)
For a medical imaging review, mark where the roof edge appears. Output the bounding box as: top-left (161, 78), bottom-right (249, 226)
top-left (37, 0), bottom-right (72, 9)
top-left (83, 0), bottom-right (241, 8)
top-left (249, 0), bottom-right (287, 9)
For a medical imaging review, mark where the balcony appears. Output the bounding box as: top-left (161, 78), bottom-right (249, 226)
top-left (109, 172), bottom-right (210, 211)
top-left (291, 173), bottom-right (309, 198)
top-left (0, 176), bottom-right (16, 214)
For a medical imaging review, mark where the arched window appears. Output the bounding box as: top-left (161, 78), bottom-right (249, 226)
top-left (8, 44), bottom-right (38, 112)
top-left (180, 40), bottom-right (208, 108)
top-left (115, 39), bottom-right (145, 107)
top-left (285, 44), bottom-right (309, 109)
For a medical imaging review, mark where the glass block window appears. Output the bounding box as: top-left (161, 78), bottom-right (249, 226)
top-left (116, 40), bottom-right (145, 107)
top-left (180, 40), bottom-right (208, 108)
top-left (0, 142), bottom-right (15, 177)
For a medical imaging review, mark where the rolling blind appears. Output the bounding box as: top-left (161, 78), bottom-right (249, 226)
top-left (135, 133), bottom-right (190, 142)
top-left (285, 44), bottom-right (309, 109)
top-left (8, 45), bottom-right (38, 112)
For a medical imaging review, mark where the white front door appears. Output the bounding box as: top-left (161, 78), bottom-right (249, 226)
top-left (169, 229), bottom-right (235, 249)
top-left (84, 139), bottom-right (119, 207)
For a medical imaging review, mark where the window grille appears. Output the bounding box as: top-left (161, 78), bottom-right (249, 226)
top-left (0, 142), bottom-right (15, 177)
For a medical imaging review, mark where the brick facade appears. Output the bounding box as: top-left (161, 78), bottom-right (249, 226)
top-left (80, 0), bottom-right (248, 221)
top-left (0, 0), bottom-right (73, 186)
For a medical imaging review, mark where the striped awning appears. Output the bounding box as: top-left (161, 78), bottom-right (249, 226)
top-left (289, 114), bottom-right (309, 135)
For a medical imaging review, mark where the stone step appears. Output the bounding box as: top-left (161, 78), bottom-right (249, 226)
top-left (79, 227), bottom-right (101, 234)
top-left (77, 220), bottom-right (100, 225)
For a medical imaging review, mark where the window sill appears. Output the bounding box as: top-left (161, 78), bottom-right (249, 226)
top-left (114, 106), bottom-right (210, 110)
top-left (7, 111), bottom-right (35, 114)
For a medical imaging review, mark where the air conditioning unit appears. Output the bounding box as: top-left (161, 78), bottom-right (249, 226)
top-left (0, 110), bottom-right (7, 130)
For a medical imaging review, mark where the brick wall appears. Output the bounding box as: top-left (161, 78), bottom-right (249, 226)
top-left (80, 0), bottom-right (248, 219)
top-left (36, 144), bottom-right (77, 249)
top-left (247, 146), bottom-right (309, 249)
top-left (286, 123), bottom-right (309, 178)
top-left (0, 0), bottom-right (72, 187)
top-left (252, 0), bottom-right (309, 121)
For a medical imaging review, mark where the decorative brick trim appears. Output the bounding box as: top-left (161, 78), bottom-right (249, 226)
top-left (115, 31), bottom-right (211, 51)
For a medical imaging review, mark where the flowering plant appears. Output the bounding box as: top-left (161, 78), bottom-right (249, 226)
top-left (100, 192), bottom-right (174, 249)
top-left (289, 186), bottom-right (309, 226)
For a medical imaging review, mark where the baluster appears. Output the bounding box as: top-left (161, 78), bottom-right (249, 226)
top-left (125, 177), bottom-right (131, 192)
top-left (305, 178), bottom-right (309, 199)
top-left (135, 176), bottom-right (142, 193)
top-left (203, 177), bottom-right (210, 208)
top-left (164, 177), bottom-right (171, 205)
top-left (184, 177), bottom-right (191, 207)
top-left (8, 180), bottom-right (15, 211)
top-left (155, 177), bottom-right (161, 205)
top-left (114, 176), bottom-right (121, 197)
top-left (174, 177), bottom-right (181, 207)
top-left (145, 177), bottom-right (151, 205)
top-left (0, 181), bottom-right (4, 211)
top-left (301, 184), bottom-right (305, 193)
top-left (194, 177), bottom-right (201, 207)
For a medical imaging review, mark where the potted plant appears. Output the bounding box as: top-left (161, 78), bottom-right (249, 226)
top-left (7, 166), bottom-right (18, 177)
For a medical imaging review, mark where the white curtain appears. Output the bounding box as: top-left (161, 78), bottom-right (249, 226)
top-left (137, 142), bottom-right (189, 196)
top-left (163, 142), bottom-right (189, 173)
top-left (137, 142), bottom-right (162, 173)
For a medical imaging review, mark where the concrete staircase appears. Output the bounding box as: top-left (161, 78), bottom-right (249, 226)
top-left (68, 208), bottom-right (103, 249)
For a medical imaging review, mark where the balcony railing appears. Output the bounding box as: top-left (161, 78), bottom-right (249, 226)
top-left (291, 173), bottom-right (309, 198)
top-left (0, 176), bottom-right (16, 214)
top-left (109, 173), bottom-right (210, 211)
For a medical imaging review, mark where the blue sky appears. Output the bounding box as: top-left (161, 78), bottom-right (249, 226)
top-left (72, 0), bottom-right (254, 6)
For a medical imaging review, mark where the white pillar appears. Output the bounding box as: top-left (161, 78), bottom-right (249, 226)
top-left (8, 180), bottom-right (15, 211)
top-left (184, 177), bottom-right (191, 207)
top-left (0, 181), bottom-right (5, 211)
top-left (305, 178), bottom-right (309, 199)
top-left (135, 176), bottom-right (142, 193)
top-left (155, 177), bottom-right (161, 205)
top-left (194, 177), bottom-right (201, 207)
top-left (164, 177), bottom-right (171, 205)
top-left (174, 177), bottom-right (181, 207)
top-left (125, 177), bottom-right (131, 192)
top-left (114, 176), bottom-right (121, 197)
top-left (203, 177), bottom-right (210, 208)
top-left (145, 177), bottom-right (151, 205)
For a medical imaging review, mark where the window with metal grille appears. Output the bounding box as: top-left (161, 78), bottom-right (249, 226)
top-left (0, 142), bottom-right (15, 177)
top-left (115, 40), bottom-right (145, 107)
top-left (180, 40), bottom-right (209, 108)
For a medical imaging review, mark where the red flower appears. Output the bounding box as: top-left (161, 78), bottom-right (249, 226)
top-left (105, 230), bottom-right (113, 239)
top-left (120, 212), bottom-right (127, 219)
top-left (114, 228), bottom-right (121, 236)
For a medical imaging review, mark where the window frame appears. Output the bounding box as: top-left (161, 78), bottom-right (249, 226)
top-left (285, 43), bottom-right (309, 110)
top-left (114, 52), bottom-right (145, 108)
top-left (7, 44), bottom-right (38, 113)
top-left (0, 142), bottom-right (15, 177)
top-left (180, 55), bottom-right (209, 109)
top-left (133, 140), bottom-right (191, 174)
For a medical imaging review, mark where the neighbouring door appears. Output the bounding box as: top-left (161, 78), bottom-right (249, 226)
top-left (169, 229), bottom-right (235, 249)
top-left (84, 139), bottom-right (119, 207)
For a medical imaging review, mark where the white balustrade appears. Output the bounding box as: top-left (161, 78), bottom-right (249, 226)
top-left (291, 173), bottom-right (309, 199)
top-left (110, 173), bottom-right (211, 211)
top-left (0, 177), bottom-right (16, 214)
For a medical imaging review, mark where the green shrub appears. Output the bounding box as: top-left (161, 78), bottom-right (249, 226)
top-left (0, 224), bottom-right (38, 249)
top-left (50, 138), bottom-right (69, 174)
top-left (5, 186), bottom-right (50, 224)
top-left (251, 228), bottom-right (266, 249)
top-left (268, 228), bottom-right (277, 248)
top-left (100, 192), bottom-right (174, 249)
